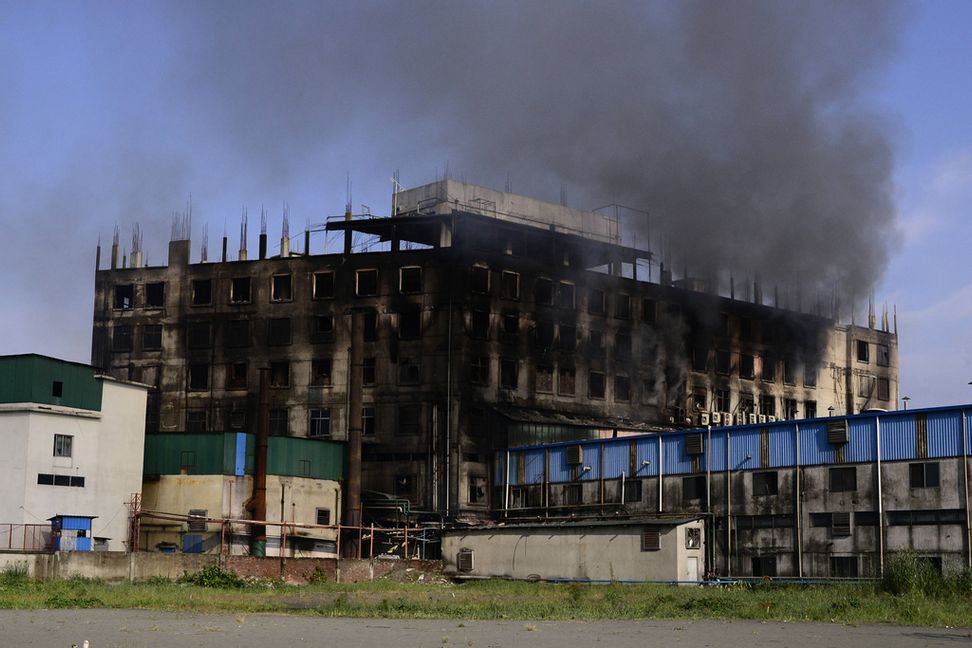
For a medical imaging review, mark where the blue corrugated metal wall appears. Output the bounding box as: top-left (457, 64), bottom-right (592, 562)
top-left (499, 405), bottom-right (972, 486)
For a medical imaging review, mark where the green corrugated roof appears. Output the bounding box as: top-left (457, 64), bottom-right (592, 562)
top-left (0, 354), bottom-right (102, 411)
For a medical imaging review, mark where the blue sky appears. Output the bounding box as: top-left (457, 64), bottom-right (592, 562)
top-left (0, 1), bottom-right (969, 408)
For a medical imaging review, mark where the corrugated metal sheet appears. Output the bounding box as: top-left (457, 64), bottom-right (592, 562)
top-left (770, 424), bottom-right (797, 468)
top-left (523, 450), bottom-right (546, 484)
top-left (926, 410), bottom-right (963, 458)
top-left (707, 432), bottom-right (727, 472)
top-left (880, 413), bottom-right (917, 461)
top-left (602, 442), bottom-right (629, 480)
top-left (547, 445), bottom-right (572, 483)
top-left (966, 410), bottom-right (972, 449)
top-left (663, 435), bottom-right (693, 475)
top-left (57, 516), bottom-right (94, 531)
top-left (0, 355), bottom-right (103, 411)
top-left (234, 432), bottom-right (247, 476)
top-left (144, 433), bottom-right (229, 475)
top-left (581, 443), bottom-right (602, 481)
top-left (798, 421), bottom-right (835, 466)
top-left (846, 418), bottom-right (877, 463)
top-left (728, 427), bottom-right (760, 471)
top-left (266, 436), bottom-right (344, 480)
top-left (635, 437), bottom-right (659, 477)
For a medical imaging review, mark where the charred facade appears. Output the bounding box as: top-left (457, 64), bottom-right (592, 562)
top-left (91, 180), bottom-right (899, 522)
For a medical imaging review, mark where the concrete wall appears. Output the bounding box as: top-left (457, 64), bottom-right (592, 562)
top-left (442, 521), bottom-right (704, 582)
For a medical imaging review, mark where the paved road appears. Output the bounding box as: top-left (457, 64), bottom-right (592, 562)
top-left (2, 609), bottom-right (970, 648)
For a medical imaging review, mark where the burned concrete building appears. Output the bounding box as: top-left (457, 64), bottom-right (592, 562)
top-left (91, 179), bottom-right (898, 523)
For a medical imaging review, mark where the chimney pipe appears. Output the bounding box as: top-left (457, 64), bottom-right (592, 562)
top-left (221, 236), bottom-right (228, 263)
top-left (110, 242), bottom-right (118, 270)
top-left (304, 229), bottom-right (311, 256)
top-left (343, 206), bottom-right (353, 255)
top-left (95, 244), bottom-right (101, 271)
top-left (259, 233), bottom-right (267, 260)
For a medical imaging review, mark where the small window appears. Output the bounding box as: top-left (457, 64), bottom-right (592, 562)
top-left (760, 394), bottom-right (776, 417)
top-left (642, 298), bottom-right (657, 323)
top-left (752, 556), bottom-right (777, 577)
top-left (615, 293), bottom-right (631, 319)
top-left (400, 266), bottom-right (422, 294)
top-left (693, 387), bottom-right (708, 411)
top-left (270, 361), bottom-right (290, 388)
top-left (362, 357), bottom-right (376, 386)
top-left (535, 320), bottom-right (554, 348)
top-left (641, 529), bottom-right (660, 552)
top-left (622, 479), bottom-right (642, 503)
top-left (877, 343), bottom-right (890, 367)
top-left (114, 284), bottom-right (134, 309)
top-left (804, 400), bottom-right (817, 419)
top-left (399, 357), bottom-right (421, 384)
top-left (470, 265), bottom-right (489, 293)
top-left (187, 321), bottom-right (211, 349)
top-left (563, 483), bottom-right (582, 506)
top-left (614, 375), bottom-right (630, 402)
top-left (363, 310), bottom-right (378, 341)
top-left (558, 367), bottom-right (576, 395)
top-left (226, 362), bottom-right (247, 389)
top-left (228, 407), bottom-right (246, 430)
top-left (362, 406), bottom-right (376, 437)
top-left (309, 408), bottom-right (331, 438)
top-left (54, 475), bottom-right (71, 486)
top-left (739, 317), bottom-right (754, 341)
top-left (589, 330), bottom-right (605, 354)
top-left (70, 476), bottom-right (85, 487)
top-left (268, 318), bottom-right (291, 345)
top-left (53, 434), bottom-right (72, 458)
top-left (187, 509), bottom-right (208, 533)
top-left (588, 371), bottom-right (605, 398)
top-left (230, 277), bottom-right (251, 303)
top-left (753, 471), bottom-right (778, 496)
top-left (503, 313), bottom-right (519, 338)
top-left (877, 377), bottom-right (890, 401)
top-left (312, 315), bottom-right (334, 343)
top-left (191, 279), bottom-right (212, 305)
top-left (142, 324), bottom-right (162, 351)
top-left (715, 388), bottom-right (730, 413)
top-left (271, 274), bottom-right (292, 302)
top-left (556, 281), bottom-right (575, 309)
top-left (355, 269), bottom-right (378, 296)
top-left (534, 278), bottom-right (553, 305)
top-left (399, 309), bottom-right (421, 339)
top-left (536, 365), bottom-right (554, 392)
top-left (269, 408), bottom-right (288, 435)
top-left (500, 359), bottom-right (518, 389)
top-left (186, 410), bottom-right (207, 432)
top-left (145, 282), bottom-right (165, 308)
top-left (468, 475), bottom-right (487, 505)
top-left (784, 398), bottom-right (798, 420)
top-left (500, 271), bottom-right (520, 300)
top-left (588, 288), bottom-right (605, 315)
top-left (311, 359), bottom-right (332, 387)
top-left (470, 356), bottom-right (489, 384)
top-left (858, 375), bottom-right (875, 397)
top-left (471, 310), bottom-right (489, 339)
top-left (188, 363), bottom-right (209, 390)
top-left (398, 404), bottom-right (421, 435)
top-left (830, 556), bottom-right (859, 578)
top-left (856, 340), bottom-right (869, 362)
top-left (910, 462), bottom-right (940, 488)
top-left (685, 527), bottom-right (702, 550)
top-left (112, 325), bottom-right (133, 352)
top-left (740, 354), bottom-right (755, 379)
top-left (313, 271), bottom-right (335, 300)
top-left (52, 381), bottom-right (63, 398)
top-left (37, 473), bottom-right (54, 485)
top-left (682, 475), bottom-right (706, 502)
top-left (315, 507), bottom-right (331, 525)
top-left (829, 466), bottom-right (857, 492)
top-left (760, 355), bottom-right (776, 382)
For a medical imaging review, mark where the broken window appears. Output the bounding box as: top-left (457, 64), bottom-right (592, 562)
top-left (804, 364), bottom-right (817, 387)
top-left (470, 265), bottom-right (489, 293)
top-left (398, 404), bottom-right (421, 435)
top-left (503, 313), bottom-right (519, 339)
top-left (53, 434), bottom-right (72, 458)
top-left (534, 277), bottom-right (553, 305)
top-left (740, 317), bottom-right (754, 342)
top-left (739, 394), bottom-right (755, 416)
top-left (557, 281), bottom-right (575, 309)
top-left (877, 343), bottom-right (890, 367)
top-left (783, 357), bottom-right (797, 385)
top-left (355, 268), bottom-right (378, 296)
top-left (691, 347), bottom-right (708, 372)
top-left (362, 357), bottom-right (376, 386)
top-left (230, 277), bottom-right (251, 303)
top-left (559, 325), bottom-right (577, 351)
top-left (784, 398), bottom-right (798, 420)
top-left (145, 282), bottom-right (165, 308)
top-left (718, 312), bottom-right (731, 337)
top-left (829, 466), bottom-right (857, 492)
top-left (536, 365), bottom-right (554, 392)
top-left (269, 408), bottom-right (288, 435)
top-left (588, 371), bottom-right (605, 399)
top-left (362, 406), bottom-right (376, 437)
top-left (752, 556), bottom-right (776, 577)
top-left (642, 298), bottom-right (657, 323)
top-left (615, 293), bottom-right (631, 319)
top-left (500, 271), bottom-right (520, 299)
top-left (692, 387), bottom-right (708, 412)
top-left (470, 356), bottom-right (489, 384)
top-left (535, 320), bottom-right (554, 348)
top-left (682, 475), bottom-right (706, 502)
top-left (315, 507), bottom-right (331, 524)
top-left (558, 367), bottom-right (576, 395)
top-left (877, 377), bottom-right (890, 401)
top-left (188, 363), bottom-right (209, 390)
top-left (589, 329), bottom-right (605, 355)
top-left (400, 266), bottom-right (422, 294)
top-left (312, 314), bottom-right (334, 343)
top-left (363, 310), bottom-right (378, 341)
top-left (910, 462), bottom-right (940, 488)
top-left (471, 310), bottom-right (489, 339)
top-left (760, 394), bottom-right (775, 417)
top-left (228, 406), bottom-right (246, 430)
top-left (399, 357), bottom-right (421, 384)
top-left (858, 375), bottom-right (875, 397)
top-left (191, 279), bottom-right (212, 305)
top-left (752, 471), bottom-right (778, 496)
top-left (715, 388), bottom-right (730, 412)
top-left (615, 333), bottom-right (631, 361)
top-left (310, 359), bottom-right (332, 387)
top-left (268, 318), bottom-right (291, 346)
top-left (114, 284), bottom-right (134, 309)
top-left (271, 274), bottom-right (292, 301)
top-left (500, 359), bottom-right (518, 389)
top-left (269, 361), bottom-right (290, 388)
top-left (588, 288), bottom-right (606, 315)
top-left (112, 325), bottom-right (133, 352)
top-left (856, 340), bottom-right (869, 362)
top-left (804, 400), bottom-right (817, 419)
top-left (225, 319), bottom-right (250, 348)
top-left (716, 350), bottom-right (731, 374)
top-left (830, 557), bottom-right (858, 578)
top-left (740, 354), bottom-right (755, 379)
top-left (468, 475), bottom-right (487, 505)
top-left (398, 308), bottom-right (421, 339)
top-left (313, 271), bottom-right (335, 300)
top-left (226, 362), bottom-right (247, 389)
top-left (186, 410), bottom-right (207, 432)
top-left (760, 355), bottom-right (776, 382)
top-left (187, 321), bottom-right (211, 349)
top-left (614, 375), bottom-right (630, 402)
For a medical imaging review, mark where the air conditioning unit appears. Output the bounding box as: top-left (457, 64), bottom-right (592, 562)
top-left (827, 420), bottom-right (849, 445)
top-left (699, 412), bottom-right (710, 426)
top-left (722, 412), bottom-right (732, 426)
top-left (711, 412), bottom-right (722, 425)
top-left (566, 445), bottom-right (584, 465)
top-left (758, 414), bottom-right (767, 423)
top-left (685, 433), bottom-right (705, 456)
top-left (747, 413), bottom-right (758, 425)
top-left (767, 415), bottom-right (777, 423)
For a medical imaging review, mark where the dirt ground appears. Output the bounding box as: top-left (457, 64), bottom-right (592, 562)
top-left (3, 609), bottom-right (970, 648)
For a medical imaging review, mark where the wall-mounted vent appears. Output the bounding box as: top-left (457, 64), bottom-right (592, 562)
top-left (457, 548), bottom-right (475, 572)
top-left (187, 509), bottom-right (208, 533)
top-left (827, 420), bottom-right (849, 445)
top-left (685, 433), bottom-right (704, 456)
top-left (641, 529), bottom-right (660, 552)
top-left (566, 445), bottom-right (583, 465)
top-left (832, 511), bottom-right (851, 537)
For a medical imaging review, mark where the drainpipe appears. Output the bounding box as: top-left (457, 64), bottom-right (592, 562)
top-left (621, 471), bottom-right (625, 506)
top-left (504, 450), bottom-right (511, 516)
top-left (706, 425), bottom-right (712, 511)
top-left (544, 447), bottom-right (550, 515)
top-left (876, 414), bottom-right (884, 576)
top-left (795, 422), bottom-right (803, 578)
top-left (963, 409), bottom-right (971, 569)
top-left (726, 428), bottom-right (732, 577)
top-left (343, 313), bottom-right (363, 556)
top-left (249, 368), bottom-right (269, 557)
top-left (444, 297), bottom-right (453, 517)
top-left (658, 437), bottom-right (664, 513)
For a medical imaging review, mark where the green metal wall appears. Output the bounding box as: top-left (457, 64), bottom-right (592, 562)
top-left (0, 354), bottom-right (103, 411)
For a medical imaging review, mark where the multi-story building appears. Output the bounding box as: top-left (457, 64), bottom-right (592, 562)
top-left (90, 179), bottom-right (898, 521)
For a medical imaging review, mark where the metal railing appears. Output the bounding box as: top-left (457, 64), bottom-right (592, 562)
top-left (0, 523), bottom-right (51, 553)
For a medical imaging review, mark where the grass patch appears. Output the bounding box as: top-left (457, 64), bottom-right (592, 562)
top-left (0, 574), bottom-right (968, 626)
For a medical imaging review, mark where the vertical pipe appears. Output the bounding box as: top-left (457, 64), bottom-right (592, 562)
top-left (370, 523), bottom-right (375, 559)
top-left (963, 409), bottom-right (971, 569)
top-left (544, 447), bottom-right (550, 515)
top-left (444, 298), bottom-right (453, 517)
top-left (876, 415), bottom-right (884, 576)
top-left (504, 450), bottom-right (511, 516)
top-left (344, 313), bottom-right (363, 557)
top-left (599, 445), bottom-right (605, 507)
top-left (250, 368), bottom-right (269, 556)
top-left (279, 483), bottom-right (286, 571)
top-left (404, 525), bottom-right (409, 559)
top-left (259, 233), bottom-right (267, 260)
top-left (431, 405), bottom-right (438, 512)
top-left (621, 471), bottom-right (625, 506)
top-left (726, 428), bottom-right (732, 577)
top-left (795, 422), bottom-right (803, 578)
top-left (706, 425), bottom-right (712, 512)
top-left (221, 236), bottom-right (228, 263)
top-left (658, 437), bottom-right (663, 513)
top-left (304, 229), bottom-right (311, 256)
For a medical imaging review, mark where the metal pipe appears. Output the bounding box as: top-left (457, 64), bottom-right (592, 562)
top-left (658, 437), bottom-right (663, 513)
top-left (544, 447), bottom-right (550, 514)
top-left (445, 297), bottom-right (453, 517)
top-left (343, 312), bottom-right (364, 557)
top-left (706, 425), bottom-right (712, 511)
top-left (726, 428), bottom-right (732, 577)
top-left (249, 368), bottom-right (269, 556)
top-left (795, 422), bottom-right (803, 578)
top-left (963, 409), bottom-right (971, 569)
top-left (431, 404), bottom-right (438, 512)
top-left (621, 471), bottom-right (625, 505)
top-left (504, 450), bottom-right (511, 516)
top-left (876, 414), bottom-right (884, 576)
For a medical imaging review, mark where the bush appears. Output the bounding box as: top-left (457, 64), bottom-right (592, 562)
top-left (0, 564), bottom-right (29, 588)
top-left (178, 564), bottom-right (245, 589)
top-left (881, 552), bottom-right (947, 597)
